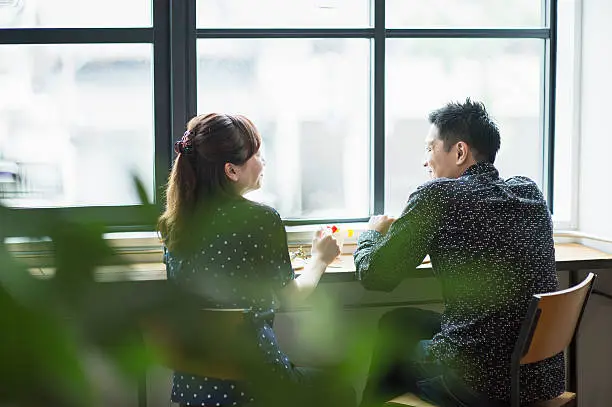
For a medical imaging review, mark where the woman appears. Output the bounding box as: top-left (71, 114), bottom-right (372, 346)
top-left (158, 113), bottom-right (351, 407)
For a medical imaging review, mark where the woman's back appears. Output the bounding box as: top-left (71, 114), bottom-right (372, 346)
top-left (165, 197), bottom-right (297, 406)
top-left (157, 113), bottom-right (351, 406)
top-left (166, 196), bottom-right (294, 311)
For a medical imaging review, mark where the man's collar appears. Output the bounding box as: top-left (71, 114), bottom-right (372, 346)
top-left (460, 161), bottom-right (499, 178)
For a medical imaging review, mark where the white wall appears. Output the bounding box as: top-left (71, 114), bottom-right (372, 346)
top-left (567, 6), bottom-right (612, 403)
top-left (578, 0), bottom-right (612, 236)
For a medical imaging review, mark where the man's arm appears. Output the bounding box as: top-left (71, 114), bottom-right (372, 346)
top-left (354, 183), bottom-right (446, 291)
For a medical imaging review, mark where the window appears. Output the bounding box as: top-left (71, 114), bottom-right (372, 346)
top-left (0, 44), bottom-right (154, 208)
top-left (194, 0), bottom-right (556, 222)
top-left (196, 38), bottom-right (370, 218)
top-left (0, 0), bottom-right (565, 235)
top-left (385, 38), bottom-right (544, 214)
top-left (386, 0), bottom-right (542, 28)
top-left (196, 0), bottom-right (370, 28)
top-left (0, 0), bottom-right (152, 28)
top-left (0, 0), bottom-right (164, 235)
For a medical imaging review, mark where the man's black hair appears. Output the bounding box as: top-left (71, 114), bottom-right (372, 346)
top-left (428, 98), bottom-right (501, 164)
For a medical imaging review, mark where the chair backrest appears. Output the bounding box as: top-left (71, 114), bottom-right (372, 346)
top-left (141, 308), bottom-right (252, 380)
top-left (517, 273), bottom-right (596, 365)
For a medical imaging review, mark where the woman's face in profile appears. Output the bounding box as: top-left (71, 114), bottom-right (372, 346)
top-left (235, 149), bottom-right (265, 195)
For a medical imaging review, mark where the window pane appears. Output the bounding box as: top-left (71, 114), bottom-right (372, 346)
top-left (197, 39), bottom-right (370, 219)
top-left (0, 0), bottom-right (152, 28)
top-left (387, 0), bottom-right (543, 28)
top-left (385, 39), bottom-right (544, 215)
top-left (553, 0), bottom-right (577, 223)
top-left (197, 0), bottom-right (371, 28)
top-left (0, 44), bottom-right (154, 208)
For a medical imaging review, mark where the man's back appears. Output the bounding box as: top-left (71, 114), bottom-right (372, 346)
top-left (355, 161), bottom-right (565, 404)
top-left (426, 162), bottom-right (564, 403)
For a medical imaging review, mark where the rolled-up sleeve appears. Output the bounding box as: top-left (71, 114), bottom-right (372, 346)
top-left (354, 182), bottom-right (446, 291)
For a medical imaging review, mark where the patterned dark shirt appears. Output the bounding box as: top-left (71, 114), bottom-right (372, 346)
top-left (354, 162), bottom-right (565, 404)
top-left (165, 197), bottom-right (296, 406)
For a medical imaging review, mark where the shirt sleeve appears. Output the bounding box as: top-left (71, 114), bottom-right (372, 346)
top-left (353, 182), bottom-right (447, 292)
top-left (254, 207), bottom-right (295, 292)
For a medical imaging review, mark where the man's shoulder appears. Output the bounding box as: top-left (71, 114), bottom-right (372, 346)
top-left (416, 177), bottom-right (457, 194)
top-left (402, 178), bottom-right (458, 213)
top-left (411, 177), bottom-right (466, 200)
top-left (504, 175), bottom-right (546, 200)
top-left (505, 175), bottom-right (538, 186)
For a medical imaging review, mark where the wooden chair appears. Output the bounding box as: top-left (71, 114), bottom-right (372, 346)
top-left (141, 307), bottom-right (252, 380)
top-left (386, 272), bottom-right (597, 407)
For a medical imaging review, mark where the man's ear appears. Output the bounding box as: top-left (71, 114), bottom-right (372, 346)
top-left (224, 163), bottom-right (240, 182)
top-left (455, 141), bottom-right (470, 165)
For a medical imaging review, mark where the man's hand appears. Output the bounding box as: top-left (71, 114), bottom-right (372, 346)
top-left (367, 215), bottom-right (395, 235)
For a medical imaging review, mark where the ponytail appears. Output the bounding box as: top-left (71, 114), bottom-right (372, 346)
top-left (158, 153), bottom-right (197, 251)
top-left (158, 113), bottom-right (262, 252)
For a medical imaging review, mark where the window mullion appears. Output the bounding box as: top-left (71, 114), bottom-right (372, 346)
top-left (153, 0), bottom-right (172, 210)
top-left (169, 0), bottom-right (197, 161)
top-left (543, 0), bottom-right (558, 212)
top-left (372, 0), bottom-right (385, 215)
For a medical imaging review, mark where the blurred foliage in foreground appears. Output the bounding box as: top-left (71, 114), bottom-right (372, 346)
top-left (0, 178), bottom-right (361, 407)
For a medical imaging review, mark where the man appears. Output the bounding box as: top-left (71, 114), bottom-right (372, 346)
top-left (354, 99), bottom-right (564, 407)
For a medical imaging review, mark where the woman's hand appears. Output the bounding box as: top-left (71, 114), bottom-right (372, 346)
top-left (311, 229), bottom-right (341, 265)
top-left (280, 228), bottom-right (340, 306)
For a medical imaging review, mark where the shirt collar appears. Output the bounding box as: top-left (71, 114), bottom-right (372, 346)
top-left (460, 161), bottom-right (499, 179)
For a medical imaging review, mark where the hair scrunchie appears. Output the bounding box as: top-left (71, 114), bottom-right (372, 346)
top-left (174, 130), bottom-right (194, 155)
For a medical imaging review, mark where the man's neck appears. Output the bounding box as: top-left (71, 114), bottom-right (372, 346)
top-left (455, 158), bottom-right (478, 177)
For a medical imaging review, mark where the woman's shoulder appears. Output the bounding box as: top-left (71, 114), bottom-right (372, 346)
top-left (206, 198), bottom-right (283, 235)
top-left (231, 198), bottom-right (282, 221)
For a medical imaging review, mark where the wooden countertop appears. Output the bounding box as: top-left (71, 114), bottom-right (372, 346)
top-left (553, 242), bottom-right (612, 266)
top-left (299, 242), bottom-right (612, 281)
top-left (27, 242), bottom-right (612, 283)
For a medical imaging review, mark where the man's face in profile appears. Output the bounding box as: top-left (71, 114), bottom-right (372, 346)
top-left (423, 124), bottom-right (461, 179)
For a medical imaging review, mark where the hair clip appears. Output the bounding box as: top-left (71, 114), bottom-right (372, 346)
top-left (174, 130), bottom-right (194, 154)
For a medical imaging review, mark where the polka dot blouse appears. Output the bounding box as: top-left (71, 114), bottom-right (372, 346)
top-left (165, 197), bottom-right (296, 406)
top-left (354, 162), bottom-right (565, 404)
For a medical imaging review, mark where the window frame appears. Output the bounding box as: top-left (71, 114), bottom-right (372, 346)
top-left (0, 0), bottom-right (559, 237)
top-left (552, 0), bottom-right (582, 230)
top-left (0, 0), bottom-right (172, 237)
top-left (189, 0), bottom-right (558, 226)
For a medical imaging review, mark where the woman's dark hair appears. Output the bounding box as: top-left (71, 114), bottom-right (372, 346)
top-left (158, 113), bottom-right (261, 251)
top-left (428, 98), bottom-right (501, 163)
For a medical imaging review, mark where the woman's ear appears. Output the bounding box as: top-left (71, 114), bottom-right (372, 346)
top-left (224, 163), bottom-right (240, 182)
